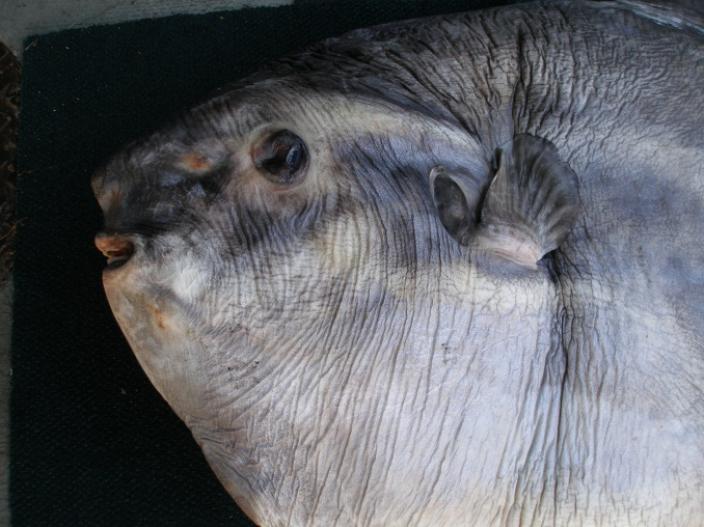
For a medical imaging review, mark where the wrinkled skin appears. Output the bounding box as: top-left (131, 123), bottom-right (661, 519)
top-left (92, 1), bottom-right (704, 525)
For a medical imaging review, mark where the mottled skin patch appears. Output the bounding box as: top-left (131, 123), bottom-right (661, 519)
top-left (93, 1), bottom-right (704, 526)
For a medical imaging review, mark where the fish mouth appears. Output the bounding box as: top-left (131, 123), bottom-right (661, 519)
top-left (95, 233), bottom-right (135, 272)
top-left (105, 253), bottom-right (131, 270)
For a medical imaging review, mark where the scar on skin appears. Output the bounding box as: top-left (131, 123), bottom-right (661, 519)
top-left (180, 152), bottom-right (212, 172)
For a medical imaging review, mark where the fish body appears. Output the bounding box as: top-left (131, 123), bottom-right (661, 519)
top-left (93, 2), bottom-right (704, 525)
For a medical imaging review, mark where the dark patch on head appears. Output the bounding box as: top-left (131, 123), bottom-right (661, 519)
top-left (96, 139), bottom-right (233, 240)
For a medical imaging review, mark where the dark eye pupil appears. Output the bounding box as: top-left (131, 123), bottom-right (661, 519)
top-left (254, 130), bottom-right (308, 185)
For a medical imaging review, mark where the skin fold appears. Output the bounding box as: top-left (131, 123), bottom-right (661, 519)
top-left (92, 1), bottom-right (704, 525)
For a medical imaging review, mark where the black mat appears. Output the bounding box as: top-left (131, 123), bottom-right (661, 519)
top-left (11, 1), bottom-right (521, 525)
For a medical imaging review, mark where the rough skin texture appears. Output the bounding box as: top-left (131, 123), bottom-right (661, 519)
top-left (93, 1), bottom-right (704, 525)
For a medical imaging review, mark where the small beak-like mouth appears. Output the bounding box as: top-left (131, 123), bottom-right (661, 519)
top-left (94, 233), bottom-right (135, 270)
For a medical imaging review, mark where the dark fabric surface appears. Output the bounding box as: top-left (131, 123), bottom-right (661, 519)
top-left (11, 1), bottom-right (523, 525)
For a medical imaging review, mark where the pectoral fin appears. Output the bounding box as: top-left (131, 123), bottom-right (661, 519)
top-left (429, 166), bottom-right (483, 244)
top-left (430, 134), bottom-right (579, 270)
top-left (478, 134), bottom-right (579, 269)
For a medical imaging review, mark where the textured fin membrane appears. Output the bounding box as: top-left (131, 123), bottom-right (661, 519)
top-left (478, 134), bottom-right (579, 268)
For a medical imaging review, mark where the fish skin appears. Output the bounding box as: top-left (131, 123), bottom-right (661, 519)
top-left (93, 2), bottom-right (704, 525)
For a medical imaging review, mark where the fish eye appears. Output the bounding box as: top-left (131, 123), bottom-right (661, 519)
top-left (252, 130), bottom-right (308, 185)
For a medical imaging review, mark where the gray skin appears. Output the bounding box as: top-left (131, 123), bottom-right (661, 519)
top-left (92, 1), bottom-right (704, 526)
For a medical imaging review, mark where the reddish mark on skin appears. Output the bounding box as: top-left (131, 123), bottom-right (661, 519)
top-left (181, 152), bottom-right (211, 172)
top-left (147, 304), bottom-right (167, 330)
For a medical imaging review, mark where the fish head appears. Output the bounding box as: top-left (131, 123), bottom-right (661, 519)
top-left (91, 81), bottom-right (485, 418)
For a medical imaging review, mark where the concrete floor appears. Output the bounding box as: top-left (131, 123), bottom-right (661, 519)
top-left (0, 2), bottom-right (294, 525)
top-left (0, 0), bottom-right (292, 58)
